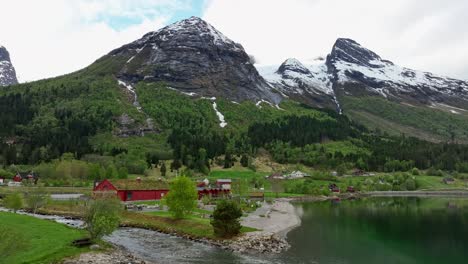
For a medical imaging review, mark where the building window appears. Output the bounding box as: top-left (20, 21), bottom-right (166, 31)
top-left (127, 191), bottom-right (132, 201)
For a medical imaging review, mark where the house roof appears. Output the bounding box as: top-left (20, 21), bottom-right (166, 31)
top-left (16, 172), bottom-right (39, 179)
top-left (216, 179), bottom-right (232, 183)
top-left (108, 179), bottom-right (169, 190)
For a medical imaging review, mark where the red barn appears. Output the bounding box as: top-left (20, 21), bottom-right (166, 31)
top-left (93, 179), bottom-right (169, 202)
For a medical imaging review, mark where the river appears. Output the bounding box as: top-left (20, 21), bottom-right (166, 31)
top-left (106, 196), bottom-right (468, 264)
top-left (4, 196), bottom-right (468, 263)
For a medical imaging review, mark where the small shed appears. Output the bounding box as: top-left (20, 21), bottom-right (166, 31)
top-left (93, 179), bottom-right (169, 201)
top-left (249, 192), bottom-right (265, 201)
top-left (216, 179), bottom-right (232, 190)
top-left (442, 177), bottom-right (455, 184)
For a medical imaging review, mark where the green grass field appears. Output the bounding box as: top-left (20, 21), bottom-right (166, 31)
top-left (123, 211), bottom-right (256, 239)
top-left (0, 212), bottom-right (89, 264)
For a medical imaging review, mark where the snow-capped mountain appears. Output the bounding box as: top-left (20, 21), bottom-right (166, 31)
top-left (327, 38), bottom-right (468, 107)
top-left (259, 38), bottom-right (468, 112)
top-left (108, 16), bottom-right (281, 104)
top-left (257, 58), bottom-right (339, 110)
top-left (0, 45), bottom-right (18, 86)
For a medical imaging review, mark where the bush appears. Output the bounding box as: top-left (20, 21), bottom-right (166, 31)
top-left (24, 187), bottom-right (49, 214)
top-left (4, 193), bottom-right (23, 213)
top-left (411, 168), bottom-right (420, 176)
top-left (84, 197), bottom-right (122, 241)
top-left (165, 176), bottom-right (198, 219)
top-left (405, 178), bottom-right (417, 191)
top-left (211, 200), bottom-right (243, 238)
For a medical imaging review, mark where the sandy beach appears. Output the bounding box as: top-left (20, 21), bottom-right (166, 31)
top-left (241, 198), bottom-right (301, 238)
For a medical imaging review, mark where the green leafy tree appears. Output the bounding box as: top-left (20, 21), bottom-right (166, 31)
top-left (118, 167), bottom-right (128, 179)
top-left (106, 165), bottom-right (118, 179)
top-left (160, 162), bottom-right (167, 177)
top-left (170, 159), bottom-right (182, 172)
top-left (84, 197), bottom-right (122, 241)
top-left (240, 154), bottom-right (249, 167)
top-left (165, 176), bottom-right (198, 219)
top-left (224, 153), bottom-right (233, 169)
top-left (232, 178), bottom-right (249, 202)
top-left (24, 187), bottom-right (49, 214)
top-left (211, 200), bottom-right (243, 238)
top-left (4, 193), bottom-right (23, 213)
top-left (336, 163), bottom-right (347, 176)
top-left (405, 178), bottom-right (417, 191)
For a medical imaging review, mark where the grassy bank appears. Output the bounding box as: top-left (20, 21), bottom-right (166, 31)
top-left (122, 211), bottom-right (257, 239)
top-left (0, 212), bottom-right (89, 264)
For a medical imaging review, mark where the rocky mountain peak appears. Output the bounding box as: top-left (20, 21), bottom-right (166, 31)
top-left (277, 58), bottom-right (311, 75)
top-left (0, 45), bottom-right (18, 86)
top-left (108, 17), bottom-right (281, 104)
top-left (327, 38), bottom-right (388, 69)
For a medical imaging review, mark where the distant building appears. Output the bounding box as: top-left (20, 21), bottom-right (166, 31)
top-left (268, 172), bottom-right (285, 180)
top-left (216, 179), bottom-right (232, 190)
top-left (197, 179), bottom-right (231, 199)
top-left (287, 171), bottom-right (309, 179)
top-left (13, 172), bottom-right (39, 184)
top-left (442, 177), bottom-right (455, 184)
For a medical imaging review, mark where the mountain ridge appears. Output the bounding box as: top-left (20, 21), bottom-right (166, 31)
top-left (0, 45), bottom-right (18, 86)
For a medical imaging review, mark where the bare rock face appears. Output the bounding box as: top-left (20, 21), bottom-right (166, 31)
top-left (0, 46), bottom-right (18, 86)
top-left (109, 16), bottom-right (281, 104)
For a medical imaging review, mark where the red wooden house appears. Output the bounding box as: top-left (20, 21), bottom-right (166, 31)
top-left (93, 178), bottom-right (169, 202)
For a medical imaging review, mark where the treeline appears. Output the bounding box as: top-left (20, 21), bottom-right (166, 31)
top-left (0, 74), bottom-right (128, 166)
top-left (248, 115), bottom-right (360, 147)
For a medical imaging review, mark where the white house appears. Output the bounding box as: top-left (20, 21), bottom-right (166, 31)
top-left (288, 171), bottom-right (308, 179)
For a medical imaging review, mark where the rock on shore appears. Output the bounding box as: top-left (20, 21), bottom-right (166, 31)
top-left (62, 249), bottom-right (153, 264)
top-left (227, 232), bottom-right (290, 253)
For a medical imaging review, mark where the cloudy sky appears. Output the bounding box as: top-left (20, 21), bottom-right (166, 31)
top-left (1, 0), bottom-right (467, 82)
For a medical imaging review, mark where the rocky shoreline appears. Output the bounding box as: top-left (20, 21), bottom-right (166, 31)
top-left (62, 248), bottom-right (153, 264)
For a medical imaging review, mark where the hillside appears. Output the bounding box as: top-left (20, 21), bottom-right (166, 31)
top-left (1, 17), bottom-right (468, 177)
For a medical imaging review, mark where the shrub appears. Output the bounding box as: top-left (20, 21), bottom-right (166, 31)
top-left (84, 197), bottom-right (122, 241)
top-left (405, 178), bottom-right (417, 191)
top-left (165, 176), bottom-right (198, 219)
top-left (411, 168), bottom-right (420, 176)
top-left (4, 193), bottom-right (23, 213)
top-left (211, 200), bottom-right (243, 238)
top-left (24, 187), bottom-right (49, 214)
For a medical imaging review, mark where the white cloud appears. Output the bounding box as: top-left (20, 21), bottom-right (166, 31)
top-left (0, 0), bottom-right (190, 82)
top-left (203, 0), bottom-right (468, 79)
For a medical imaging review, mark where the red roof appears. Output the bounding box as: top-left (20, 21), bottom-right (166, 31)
top-left (94, 179), bottom-right (169, 191)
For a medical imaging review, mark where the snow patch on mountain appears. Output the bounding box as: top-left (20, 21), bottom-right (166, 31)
top-left (118, 79), bottom-right (142, 112)
top-left (212, 101), bottom-right (227, 128)
top-left (258, 59), bottom-right (334, 96)
top-left (143, 16), bottom-right (242, 52)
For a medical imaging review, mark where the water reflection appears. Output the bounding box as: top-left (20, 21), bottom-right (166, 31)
top-left (104, 197), bottom-right (468, 264)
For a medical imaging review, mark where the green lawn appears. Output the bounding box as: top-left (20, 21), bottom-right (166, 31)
top-left (0, 212), bottom-right (89, 264)
top-left (415, 175), bottom-right (467, 190)
top-left (208, 170), bottom-right (269, 180)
